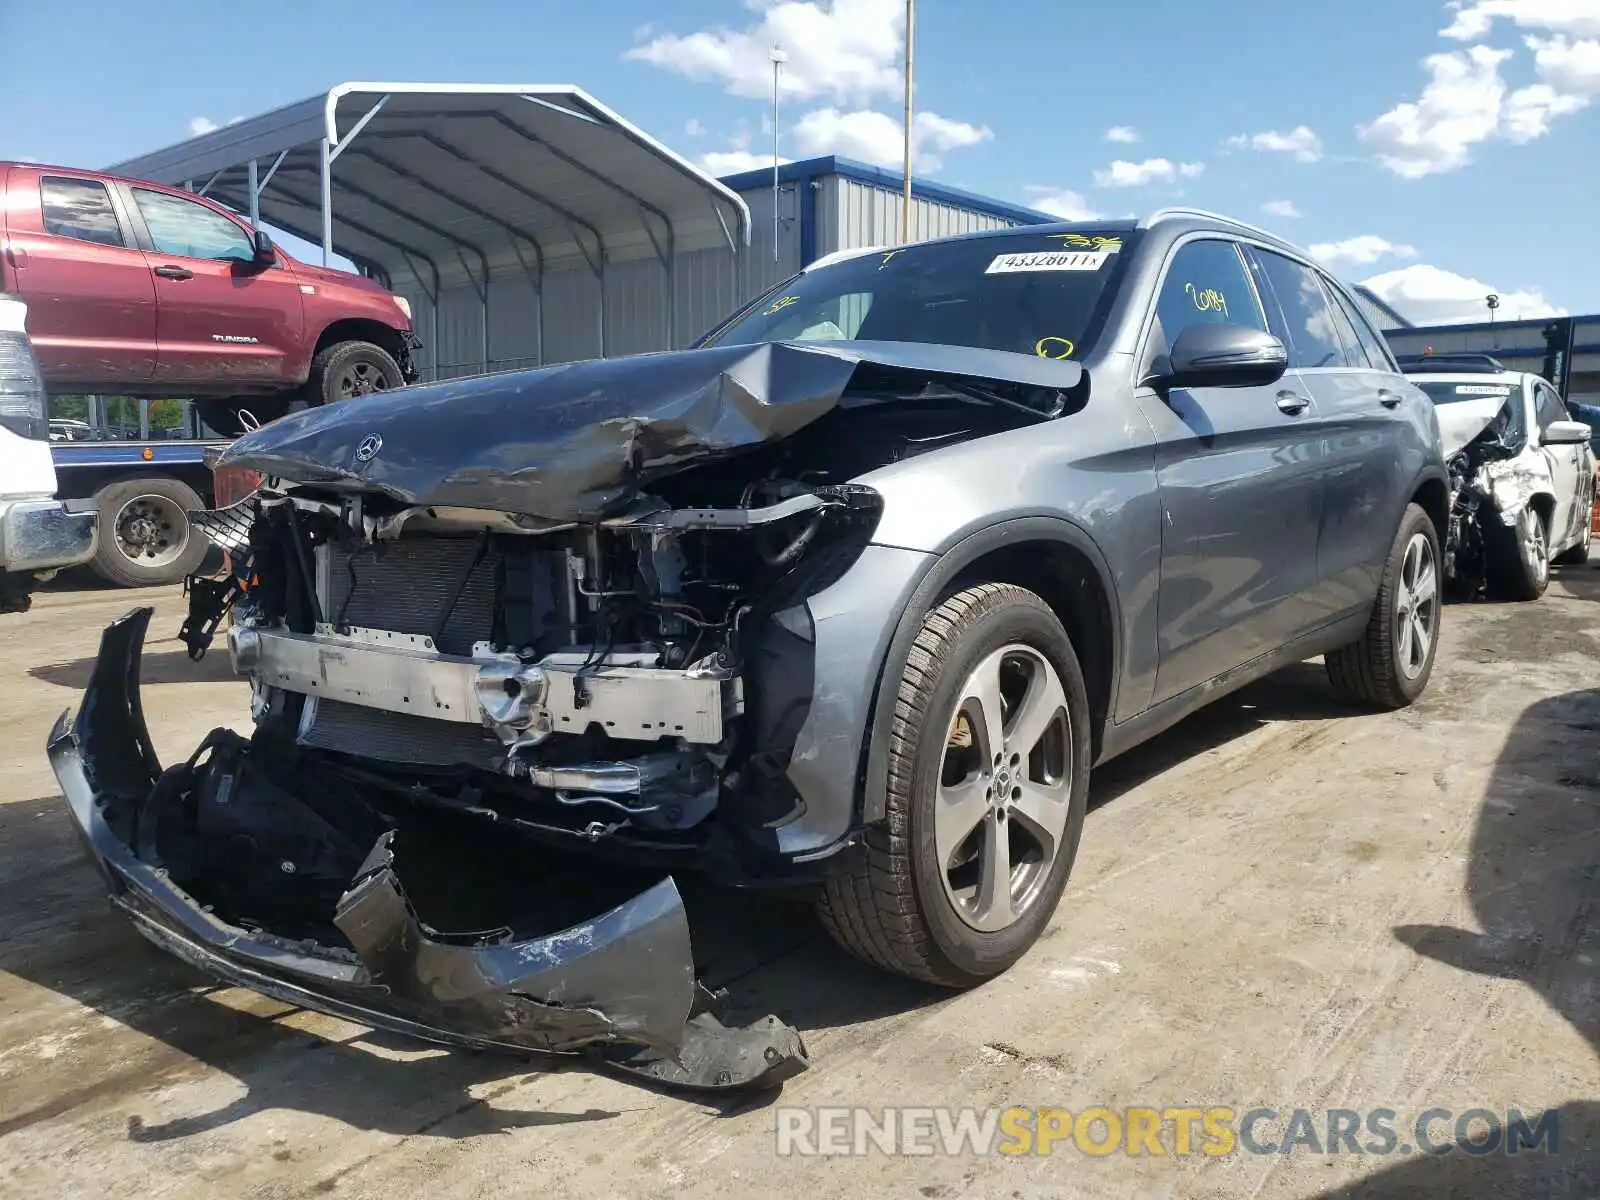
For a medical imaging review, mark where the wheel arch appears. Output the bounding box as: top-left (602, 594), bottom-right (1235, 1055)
top-left (310, 319), bottom-right (409, 369)
top-left (858, 517), bottom-right (1122, 825)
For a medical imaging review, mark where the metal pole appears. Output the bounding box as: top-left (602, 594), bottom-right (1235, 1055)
top-left (901, 0), bottom-right (915, 245)
top-left (246, 159), bottom-right (260, 230)
top-left (319, 137), bottom-right (334, 267)
top-left (771, 46), bottom-right (786, 266)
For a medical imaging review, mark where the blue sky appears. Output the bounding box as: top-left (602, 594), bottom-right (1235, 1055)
top-left (2, 0), bottom-right (1597, 324)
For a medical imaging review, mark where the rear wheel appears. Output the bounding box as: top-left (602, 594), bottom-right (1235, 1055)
top-left (1326, 502), bottom-right (1441, 709)
top-left (90, 476), bottom-right (208, 588)
top-left (1487, 505), bottom-right (1550, 600)
top-left (818, 583), bottom-right (1091, 987)
top-left (306, 340), bottom-right (404, 407)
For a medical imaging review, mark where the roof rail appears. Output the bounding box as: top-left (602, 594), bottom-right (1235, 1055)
top-left (1139, 206), bottom-right (1287, 244)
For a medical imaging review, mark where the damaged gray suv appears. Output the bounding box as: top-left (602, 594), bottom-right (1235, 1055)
top-left (49, 208), bottom-right (1447, 1091)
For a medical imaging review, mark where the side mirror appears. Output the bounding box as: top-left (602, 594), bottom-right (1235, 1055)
top-left (1542, 419), bottom-right (1591, 446)
top-left (1152, 324), bottom-right (1289, 390)
top-left (253, 230), bottom-right (276, 263)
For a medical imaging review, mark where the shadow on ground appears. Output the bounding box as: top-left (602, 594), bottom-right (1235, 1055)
top-left (29, 646), bottom-right (237, 689)
top-left (1315, 686), bottom-right (1600, 1198)
top-left (0, 657), bottom-right (1387, 1144)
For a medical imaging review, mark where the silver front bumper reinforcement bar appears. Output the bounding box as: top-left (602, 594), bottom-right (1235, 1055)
top-left (47, 607), bottom-right (808, 1093)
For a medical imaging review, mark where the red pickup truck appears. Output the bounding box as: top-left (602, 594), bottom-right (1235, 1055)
top-left (0, 161), bottom-right (419, 435)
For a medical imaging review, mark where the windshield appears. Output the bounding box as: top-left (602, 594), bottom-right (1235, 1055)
top-left (700, 230), bottom-right (1138, 360)
top-left (1416, 380), bottom-right (1517, 406)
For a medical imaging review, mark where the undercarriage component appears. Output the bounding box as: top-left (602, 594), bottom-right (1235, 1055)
top-left (48, 607), bottom-right (809, 1093)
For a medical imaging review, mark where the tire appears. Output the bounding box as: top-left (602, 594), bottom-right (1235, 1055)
top-left (1486, 505), bottom-right (1550, 601)
top-left (1326, 502), bottom-right (1442, 710)
top-left (306, 340), bottom-right (404, 406)
top-left (194, 396), bottom-right (290, 437)
top-left (89, 476), bottom-right (209, 589)
top-left (817, 583), bottom-right (1092, 987)
top-left (1552, 511), bottom-right (1591, 566)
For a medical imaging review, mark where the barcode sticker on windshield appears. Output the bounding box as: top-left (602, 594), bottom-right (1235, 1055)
top-left (1455, 385), bottom-right (1514, 395)
top-left (986, 250), bottom-right (1111, 274)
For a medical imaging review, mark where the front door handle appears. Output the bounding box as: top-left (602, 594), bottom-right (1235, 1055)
top-left (154, 265), bottom-right (194, 280)
top-left (1276, 390), bottom-right (1309, 415)
top-left (1378, 388), bottom-right (1402, 408)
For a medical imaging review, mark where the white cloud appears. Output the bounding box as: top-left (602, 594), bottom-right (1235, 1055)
top-left (188, 115), bottom-right (243, 137)
top-left (1225, 125), bottom-right (1324, 162)
top-left (627, 0), bottom-right (904, 104)
top-left (1360, 262), bottom-right (1565, 324)
top-left (1104, 125), bottom-right (1140, 143)
top-left (1262, 199), bottom-right (1303, 218)
top-left (1503, 81), bottom-right (1590, 138)
top-left (1092, 157), bottom-right (1205, 187)
top-left (1024, 187), bottom-right (1104, 221)
top-left (1441, 0), bottom-right (1600, 41)
top-left (685, 118), bottom-right (708, 137)
top-left (1308, 235), bottom-right (1419, 267)
top-left (699, 149), bottom-right (791, 174)
top-left (791, 107), bottom-right (992, 171)
top-left (1358, 45), bottom-right (1511, 177)
top-left (1525, 32), bottom-right (1600, 93)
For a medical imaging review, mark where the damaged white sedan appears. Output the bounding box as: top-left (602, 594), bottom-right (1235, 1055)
top-left (1401, 355), bottom-right (1595, 600)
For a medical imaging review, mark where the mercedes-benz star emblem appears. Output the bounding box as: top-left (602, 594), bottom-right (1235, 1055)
top-left (354, 433), bottom-right (383, 464)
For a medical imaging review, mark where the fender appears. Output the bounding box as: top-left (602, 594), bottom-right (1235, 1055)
top-left (857, 515), bottom-right (1124, 825)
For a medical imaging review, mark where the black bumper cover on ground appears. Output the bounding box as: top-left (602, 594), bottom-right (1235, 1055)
top-left (47, 607), bottom-right (808, 1093)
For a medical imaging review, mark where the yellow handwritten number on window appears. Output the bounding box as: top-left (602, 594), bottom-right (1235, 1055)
top-left (1035, 336), bottom-right (1075, 360)
top-left (763, 295), bottom-right (800, 316)
top-left (1184, 283), bottom-right (1230, 318)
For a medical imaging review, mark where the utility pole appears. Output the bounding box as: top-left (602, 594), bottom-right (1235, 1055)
top-left (901, 0), bottom-right (915, 245)
top-left (771, 46), bottom-right (786, 264)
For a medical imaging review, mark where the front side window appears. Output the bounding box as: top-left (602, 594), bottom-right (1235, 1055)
top-left (133, 188), bottom-right (255, 262)
top-left (702, 230), bottom-right (1139, 360)
top-left (1534, 383), bottom-right (1569, 434)
top-left (40, 177), bottom-right (125, 247)
top-left (1252, 249), bottom-right (1349, 369)
top-left (1150, 239), bottom-right (1269, 357)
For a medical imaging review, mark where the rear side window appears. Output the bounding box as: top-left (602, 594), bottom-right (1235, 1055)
top-left (40, 177), bottom-right (125, 248)
top-left (133, 188), bottom-right (255, 262)
top-left (1150, 239), bottom-right (1268, 356)
top-left (1328, 283), bottom-right (1397, 371)
top-left (1252, 249), bottom-right (1349, 369)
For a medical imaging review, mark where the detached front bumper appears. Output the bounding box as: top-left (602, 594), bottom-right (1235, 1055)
top-left (47, 607), bottom-right (808, 1093)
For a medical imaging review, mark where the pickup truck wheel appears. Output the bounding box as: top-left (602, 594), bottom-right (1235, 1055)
top-left (90, 477), bottom-right (208, 589)
top-left (1325, 502), bottom-right (1441, 709)
top-left (194, 397), bottom-right (289, 437)
top-left (308, 340), bottom-right (404, 406)
top-left (1487, 505), bottom-right (1551, 601)
top-left (817, 583), bottom-right (1091, 987)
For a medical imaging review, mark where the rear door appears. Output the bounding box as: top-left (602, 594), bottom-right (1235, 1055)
top-left (1140, 236), bottom-right (1326, 704)
top-left (2, 169), bottom-right (157, 384)
top-left (1533, 379), bottom-right (1583, 550)
top-left (119, 183), bottom-right (305, 387)
top-left (1247, 248), bottom-right (1414, 623)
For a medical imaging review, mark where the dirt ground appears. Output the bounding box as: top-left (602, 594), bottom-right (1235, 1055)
top-left (2, 570), bottom-right (1597, 1200)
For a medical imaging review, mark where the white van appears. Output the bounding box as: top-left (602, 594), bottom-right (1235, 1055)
top-left (0, 296), bottom-right (97, 612)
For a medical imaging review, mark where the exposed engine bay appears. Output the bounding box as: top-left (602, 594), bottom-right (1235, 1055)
top-left (1443, 396), bottom-right (1554, 598)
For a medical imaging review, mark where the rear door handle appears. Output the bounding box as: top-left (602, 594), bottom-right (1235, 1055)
top-left (1378, 389), bottom-right (1402, 408)
top-left (154, 265), bottom-right (193, 280)
top-left (1276, 390), bottom-right (1309, 415)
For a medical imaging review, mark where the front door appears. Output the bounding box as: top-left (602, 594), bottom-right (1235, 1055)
top-left (121, 184), bottom-right (305, 388)
top-left (1139, 236), bottom-right (1326, 704)
top-left (1534, 380), bottom-right (1583, 549)
top-left (5, 170), bottom-right (157, 384)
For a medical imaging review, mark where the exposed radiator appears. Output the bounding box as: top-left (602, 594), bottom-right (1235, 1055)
top-left (300, 698), bottom-right (505, 769)
top-left (324, 534), bottom-right (502, 656)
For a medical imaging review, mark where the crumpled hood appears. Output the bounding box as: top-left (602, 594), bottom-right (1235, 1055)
top-left (220, 339), bottom-right (1082, 521)
top-left (1437, 396), bottom-right (1511, 456)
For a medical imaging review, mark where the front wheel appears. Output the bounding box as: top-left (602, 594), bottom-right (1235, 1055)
top-left (817, 583), bottom-right (1092, 987)
top-left (306, 340), bottom-right (405, 406)
top-left (1326, 502), bottom-right (1441, 709)
top-left (1487, 505), bottom-right (1550, 600)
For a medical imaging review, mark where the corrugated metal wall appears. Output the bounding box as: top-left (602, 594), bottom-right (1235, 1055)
top-left (400, 169), bottom-right (1030, 381)
top-left (817, 177), bottom-right (1023, 255)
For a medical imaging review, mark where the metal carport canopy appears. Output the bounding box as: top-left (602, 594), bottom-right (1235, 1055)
top-left (105, 82), bottom-right (752, 361)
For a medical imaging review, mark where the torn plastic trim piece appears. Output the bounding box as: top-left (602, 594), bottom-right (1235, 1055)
top-left (47, 607), bottom-right (809, 1092)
